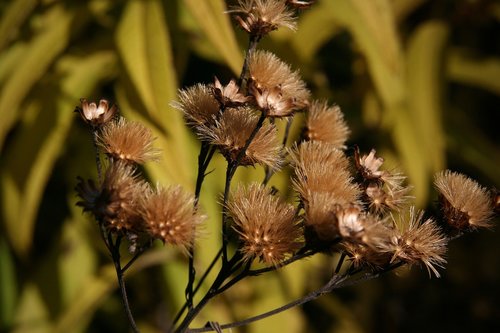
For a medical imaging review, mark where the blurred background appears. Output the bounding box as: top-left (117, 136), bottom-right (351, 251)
top-left (0, 0), bottom-right (499, 332)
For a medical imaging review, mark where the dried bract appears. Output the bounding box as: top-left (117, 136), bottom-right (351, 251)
top-left (213, 77), bottom-right (250, 108)
top-left (434, 170), bottom-right (494, 231)
top-left (230, 0), bottom-right (297, 37)
top-left (250, 83), bottom-right (295, 117)
top-left (304, 101), bottom-right (350, 148)
top-left (286, 0), bottom-right (315, 9)
top-left (98, 118), bottom-right (159, 164)
top-left (76, 162), bottom-right (148, 233)
top-left (199, 107), bottom-right (282, 169)
top-left (142, 185), bottom-right (205, 254)
top-left (227, 183), bottom-right (302, 266)
top-left (75, 98), bottom-right (117, 127)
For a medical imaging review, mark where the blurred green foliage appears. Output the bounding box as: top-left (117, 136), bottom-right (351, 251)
top-left (0, 0), bottom-right (498, 332)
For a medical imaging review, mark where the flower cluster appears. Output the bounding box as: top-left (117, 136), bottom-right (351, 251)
top-left (75, 99), bottom-right (205, 252)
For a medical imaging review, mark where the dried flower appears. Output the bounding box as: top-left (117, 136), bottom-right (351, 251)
top-left (212, 77), bottom-right (250, 108)
top-left (98, 117), bottom-right (160, 164)
top-left (388, 208), bottom-right (448, 277)
top-left (434, 170), bottom-right (494, 231)
top-left (141, 185), bottom-right (205, 254)
top-left (75, 98), bottom-right (117, 127)
top-left (289, 141), bottom-right (360, 205)
top-left (342, 241), bottom-right (391, 270)
top-left (303, 101), bottom-right (350, 148)
top-left (76, 161), bottom-right (148, 233)
top-left (172, 84), bottom-right (220, 133)
top-left (230, 0), bottom-right (297, 37)
top-left (227, 183), bottom-right (302, 266)
top-left (248, 50), bottom-right (310, 109)
top-left (199, 107), bottom-right (282, 169)
top-left (355, 148), bottom-right (386, 180)
top-left (365, 182), bottom-right (411, 214)
top-left (249, 83), bottom-right (295, 117)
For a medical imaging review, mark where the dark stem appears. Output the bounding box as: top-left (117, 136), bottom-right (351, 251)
top-left (174, 255), bottom-right (242, 333)
top-left (188, 263), bottom-right (405, 332)
top-left (335, 253), bottom-right (346, 274)
top-left (238, 34), bottom-right (261, 89)
top-left (91, 129), bottom-right (103, 184)
top-left (221, 113), bottom-right (267, 262)
top-left (172, 248), bottom-right (223, 327)
top-left (109, 234), bottom-right (140, 333)
top-left (262, 116), bottom-right (294, 186)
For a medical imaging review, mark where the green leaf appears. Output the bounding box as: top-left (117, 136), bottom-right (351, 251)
top-left (0, 237), bottom-right (17, 329)
top-left (0, 0), bottom-right (38, 52)
top-left (115, 0), bottom-right (178, 126)
top-left (446, 50), bottom-right (500, 95)
top-left (0, 51), bottom-right (117, 257)
top-left (12, 283), bottom-right (52, 333)
top-left (182, 0), bottom-right (243, 74)
top-left (0, 4), bottom-right (74, 150)
top-left (406, 20), bottom-right (449, 175)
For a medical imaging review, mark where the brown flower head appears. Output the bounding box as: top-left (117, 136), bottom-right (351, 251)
top-left (434, 170), bottom-right (494, 231)
top-left (289, 141), bottom-right (360, 205)
top-left (229, 0), bottom-right (297, 37)
top-left (303, 101), bottom-right (350, 148)
top-left (388, 208), bottom-right (448, 277)
top-left (303, 192), bottom-right (341, 245)
top-left (341, 241), bottom-right (391, 270)
top-left (98, 117), bottom-right (160, 164)
top-left (172, 84), bottom-right (220, 133)
top-left (75, 98), bottom-right (117, 128)
top-left (76, 161), bottom-right (148, 233)
top-left (141, 185), bottom-right (205, 254)
top-left (227, 183), bottom-right (302, 266)
top-left (199, 107), bottom-right (282, 170)
top-left (364, 181), bottom-right (412, 214)
top-left (212, 77), bottom-right (250, 108)
top-left (248, 50), bottom-right (310, 109)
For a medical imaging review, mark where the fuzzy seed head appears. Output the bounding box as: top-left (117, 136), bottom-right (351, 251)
top-left (227, 183), bottom-right (302, 266)
top-left (388, 208), bottom-right (448, 278)
top-left (434, 170), bottom-right (494, 231)
top-left (289, 141), bottom-right (360, 205)
top-left (230, 0), bottom-right (297, 36)
top-left (172, 84), bottom-right (220, 133)
top-left (304, 101), bottom-right (350, 148)
top-left (141, 185), bottom-right (205, 254)
top-left (199, 107), bottom-right (282, 169)
top-left (248, 50), bottom-right (310, 109)
top-left (98, 118), bottom-right (160, 164)
top-left (76, 162), bottom-right (148, 233)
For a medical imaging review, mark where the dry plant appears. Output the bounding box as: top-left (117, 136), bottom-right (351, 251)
top-left (73, 1), bottom-right (498, 332)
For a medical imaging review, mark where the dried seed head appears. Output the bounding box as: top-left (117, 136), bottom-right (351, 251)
top-left (389, 208), bottom-right (448, 278)
top-left (75, 98), bottom-right (117, 128)
top-left (199, 107), bottom-right (282, 169)
top-left (76, 161), bottom-right (148, 233)
top-left (227, 183), bottom-right (302, 266)
top-left (141, 185), bottom-right (205, 254)
top-left (248, 50), bottom-right (310, 109)
top-left (230, 0), bottom-right (297, 36)
top-left (98, 118), bottom-right (160, 164)
top-left (365, 182), bottom-right (412, 214)
top-left (289, 141), bottom-right (360, 205)
top-left (434, 170), bottom-right (494, 231)
top-left (342, 241), bottom-right (392, 270)
top-left (303, 192), bottom-right (341, 244)
top-left (304, 101), bottom-right (350, 148)
top-left (212, 77), bottom-right (250, 108)
top-left (172, 84), bottom-right (220, 133)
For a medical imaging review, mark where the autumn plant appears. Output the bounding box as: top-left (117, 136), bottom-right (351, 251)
top-left (74, 1), bottom-right (497, 332)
